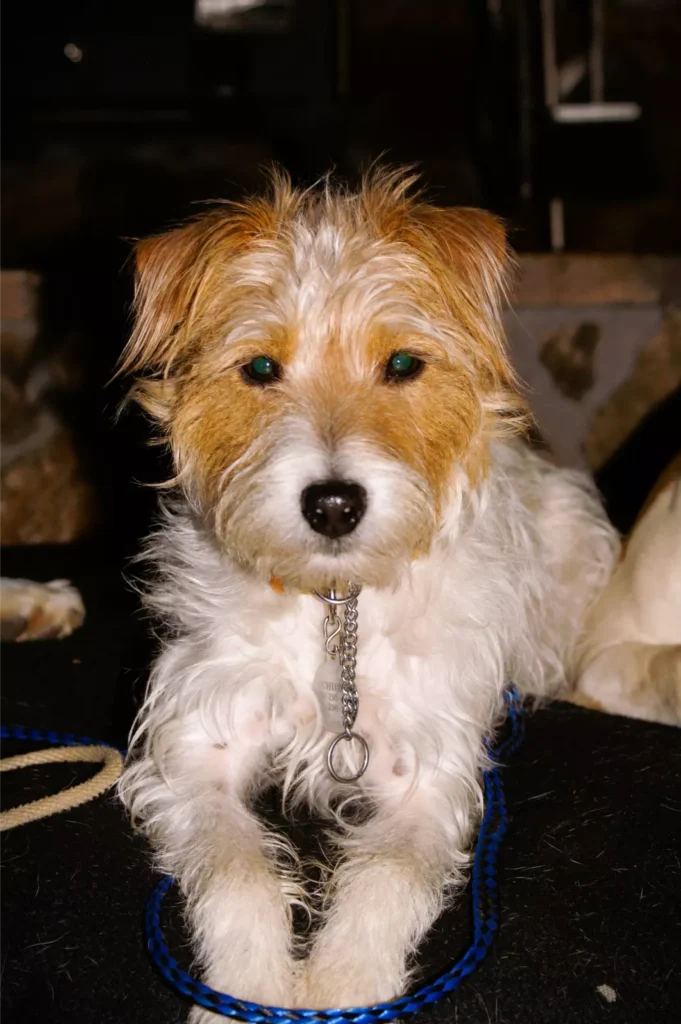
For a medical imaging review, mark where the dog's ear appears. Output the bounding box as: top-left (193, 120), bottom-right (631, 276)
top-left (405, 205), bottom-right (528, 439)
top-left (120, 195), bottom-right (279, 392)
top-left (118, 220), bottom-right (218, 424)
top-left (121, 218), bottom-right (215, 380)
top-left (406, 205), bottom-right (516, 380)
top-left (409, 206), bottom-right (510, 324)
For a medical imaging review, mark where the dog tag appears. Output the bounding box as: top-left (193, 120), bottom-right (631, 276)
top-left (312, 658), bottom-right (345, 733)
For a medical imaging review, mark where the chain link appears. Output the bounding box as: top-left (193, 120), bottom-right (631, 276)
top-left (339, 587), bottom-right (359, 733)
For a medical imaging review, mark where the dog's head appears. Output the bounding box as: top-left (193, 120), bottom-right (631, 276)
top-left (122, 168), bottom-right (525, 591)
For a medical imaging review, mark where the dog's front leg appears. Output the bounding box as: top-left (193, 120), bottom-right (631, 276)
top-left (182, 795), bottom-right (301, 1020)
top-left (302, 783), bottom-right (473, 1008)
top-left (124, 737), bottom-right (301, 1018)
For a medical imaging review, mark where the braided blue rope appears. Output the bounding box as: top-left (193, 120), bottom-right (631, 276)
top-left (1, 687), bottom-right (524, 1022)
top-left (145, 687), bottom-right (525, 1023)
top-left (0, 723), bottom-right (124, 753)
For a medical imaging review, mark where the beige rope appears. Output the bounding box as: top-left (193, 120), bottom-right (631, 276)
top-left (0, 744), bottom-right (124, 831)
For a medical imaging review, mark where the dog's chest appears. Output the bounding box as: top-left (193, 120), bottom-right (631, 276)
top-left (255, 589), bottom-right (476, 784)
top-left (266, 605), bottom-right (401, 732)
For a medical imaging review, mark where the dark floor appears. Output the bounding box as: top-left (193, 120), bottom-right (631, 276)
top-left (1, 542), bottom-right (680, 1024)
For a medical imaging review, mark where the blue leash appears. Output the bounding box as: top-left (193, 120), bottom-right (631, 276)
top-left (0, 724), bottom-right (124, 754)
top-left (2, 687), bottom-right (524, 1023)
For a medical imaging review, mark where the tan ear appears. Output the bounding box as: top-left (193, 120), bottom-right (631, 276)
top-left (409, 205), bottom-right (511, 321)
top-left (120, 191), bottom-right (281, 387)
top-left (404, 205), bottom-right (515, 376)
top-left (120, 218), bottom-right (214, 378)
top-left (406, 205), bottom-right (528, 440)
top-left (359, 168), bottom-right (510, 312)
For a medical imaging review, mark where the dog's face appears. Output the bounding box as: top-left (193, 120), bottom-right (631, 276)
top-left (123, 170), bottom-right (524, 590)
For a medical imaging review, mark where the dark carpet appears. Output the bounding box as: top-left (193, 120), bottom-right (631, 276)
top-left (1, 543), bottom-right (680, 1024)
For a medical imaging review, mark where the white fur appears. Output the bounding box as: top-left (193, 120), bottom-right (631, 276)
top-left (120, 439), bottom-right (618, 1013)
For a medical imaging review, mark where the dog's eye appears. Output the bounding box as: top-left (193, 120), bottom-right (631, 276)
top-left (384, 351), bottom-right (424, 383)
top-left (241, 355), bottom-right (282, 386)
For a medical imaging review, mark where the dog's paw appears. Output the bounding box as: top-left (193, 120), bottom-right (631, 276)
top-left (300, 956), bottom-right (404, 1010)
top-left (188, 1006), bottom-right (220, 1023)
top-left (0, 577), bottom-right (85, 641)
top-left (187, 958), bottom-right (302, 1019)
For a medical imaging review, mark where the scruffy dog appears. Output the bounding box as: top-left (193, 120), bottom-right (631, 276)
top-left (119, 170), bottom-right (622, 1018)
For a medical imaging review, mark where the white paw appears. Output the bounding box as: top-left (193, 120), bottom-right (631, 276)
top-left (300, 955), bottom-right (405, 1010)
top-left (186, 957), bottom-right (302, 1020)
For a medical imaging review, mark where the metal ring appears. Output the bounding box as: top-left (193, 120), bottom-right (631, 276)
top-left (314, 585), bottom-right (362, 607)
top-left (326, 731), bottom-right (370, 784)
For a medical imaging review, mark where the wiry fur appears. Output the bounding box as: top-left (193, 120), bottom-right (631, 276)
top-left (118, 169), bottom-right (619, 1016)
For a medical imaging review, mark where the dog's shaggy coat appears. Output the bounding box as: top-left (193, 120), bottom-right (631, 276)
top-left (119, 170), bottom-right (619, 1018)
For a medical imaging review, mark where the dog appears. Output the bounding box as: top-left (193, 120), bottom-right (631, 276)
top-left (118, 168), bottom-right (676, 1019)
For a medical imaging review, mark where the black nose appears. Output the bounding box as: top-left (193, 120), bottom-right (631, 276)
top-left (301, 480), bottom-right (367, 539)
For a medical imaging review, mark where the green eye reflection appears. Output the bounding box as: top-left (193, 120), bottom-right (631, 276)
top-left (385, 351), bottom-right (424, 382)
top-left (242, 355), bottom-right (282, 385)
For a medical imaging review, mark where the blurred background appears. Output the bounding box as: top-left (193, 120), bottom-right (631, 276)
top-left (2, 0), bottom-right (681, 558)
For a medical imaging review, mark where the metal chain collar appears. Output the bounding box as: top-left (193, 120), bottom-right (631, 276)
top-left (314, 583), bottom-right (369, 783)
